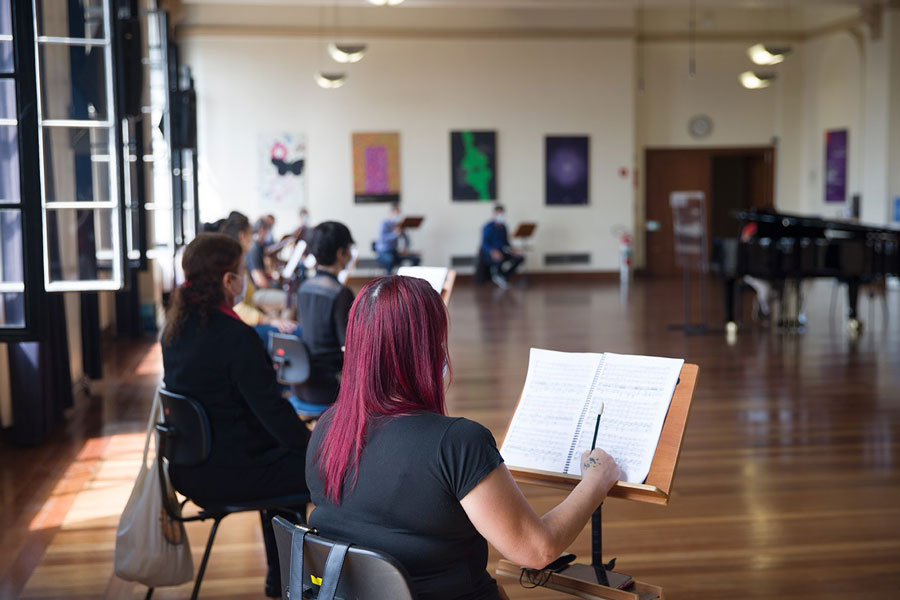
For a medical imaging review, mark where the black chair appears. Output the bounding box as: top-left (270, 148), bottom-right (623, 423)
top-left (266, 333), bottom-right (332, 420)
top-left (268, 332), bottom-right (311, 386)
top-left (149, 389), bottom-right (310, 600)
top-left (474, 247), bottom-right (491, 285)
top-left (271, 516), bottom-right (416, 600)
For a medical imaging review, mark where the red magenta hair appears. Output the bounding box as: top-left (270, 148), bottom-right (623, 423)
top-left (316, 275), bottom-right (450, 503)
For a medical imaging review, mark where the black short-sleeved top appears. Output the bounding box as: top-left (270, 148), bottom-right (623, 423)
top-left (297, 270), bottom-right (354, 361)
top-left (306, 411), bottom-right (505, 600)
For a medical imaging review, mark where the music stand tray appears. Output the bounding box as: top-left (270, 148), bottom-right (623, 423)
top-left (512, 222), bottom-right (537, 239)
top-left (399, 216), bottom-right (424, 229)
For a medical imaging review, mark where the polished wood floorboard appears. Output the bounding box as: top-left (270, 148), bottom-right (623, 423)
top-left (1, 278), bottom-right (898, 599)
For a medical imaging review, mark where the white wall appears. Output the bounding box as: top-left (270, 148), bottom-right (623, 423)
top-left (638, 42), bottom-right (779, 149)
top-left (798, 31), bottom-right (863, 218)
top-left (634, 31), bottom-right (867, 237)
top-left (182, 35), bottom-right (635, 271)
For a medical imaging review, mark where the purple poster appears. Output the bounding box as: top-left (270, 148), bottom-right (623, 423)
top-left (824, 129), bottom-right (847, 203)
top-left (545, 136), bottom-right (589, 205)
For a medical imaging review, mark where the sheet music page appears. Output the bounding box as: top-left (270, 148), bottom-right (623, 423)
top-left (396, 266), bottom-right (448, 294)
top-left (337, 247), bottom-right (359, 285)
top-left (572, 353), bottom-right (684, 483)
top-left (281, 240), bottom-right (308, 279)
top-left (501, 348), bottom-right (603, 475)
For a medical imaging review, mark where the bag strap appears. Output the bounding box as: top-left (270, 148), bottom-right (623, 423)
top-left (317, 541), bottom-right (350, 600)
top-left (141, 391), bottom-right (162, 468)
top-left (288, 527), bottom-right (311, 599)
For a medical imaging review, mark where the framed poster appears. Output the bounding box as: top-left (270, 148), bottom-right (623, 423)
top-left (545, 136), bottom-right (589, 206)
top-left (824, 129), bottom-right (847, 203)
top-left (258, 132), bottom-right (306, 207)
top-left (353, 132), bottom-right (400, 203)
top-left (451, 130), bottom-right (497, 201)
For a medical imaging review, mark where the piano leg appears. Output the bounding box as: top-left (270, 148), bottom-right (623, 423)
top-left (724, 277), bottom-right (739, 338)
top-left (847, 278), bottom-right (862, 334)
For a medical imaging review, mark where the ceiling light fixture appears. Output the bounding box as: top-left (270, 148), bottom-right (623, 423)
top-left (367, 0), bottom-right (405, 6)
top-left (316, 72), bottom-right (347, 89)
top-left (747, 43), bottom-right (792, 66)
top-left (739, 71), bottom-right (775, 90)
top-left (328, 42), bottom-right (367, 64)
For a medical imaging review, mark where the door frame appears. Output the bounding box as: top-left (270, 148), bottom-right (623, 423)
top-left (643, 146), bottom-right (776, 277)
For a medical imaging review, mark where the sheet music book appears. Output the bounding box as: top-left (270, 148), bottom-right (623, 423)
top-left (501, 348), bottom-right (684, 484)
top-left (396, 266), bottom-right (448, 294)
top-left (337, 246), bottom-right (360, 285)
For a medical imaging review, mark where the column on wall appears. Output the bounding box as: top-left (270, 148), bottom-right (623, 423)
top-left (861, 7), bottom-right (900, 225)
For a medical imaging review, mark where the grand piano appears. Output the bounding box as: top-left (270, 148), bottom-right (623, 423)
top-left (714, 209), bottom-right (900, 333)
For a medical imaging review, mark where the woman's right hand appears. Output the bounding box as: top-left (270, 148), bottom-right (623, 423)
top-left (580, 448), bottom-right (621, 496)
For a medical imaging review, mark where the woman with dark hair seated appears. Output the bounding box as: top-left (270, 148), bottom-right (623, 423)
top-left (161, 233), bottom-right (310, 597)
top-left (306, 276), bottom-right (621, 600)
top-left (218, 211), bottom-right (300, 341)
top-left (291, 221), bottom-right (355, 410)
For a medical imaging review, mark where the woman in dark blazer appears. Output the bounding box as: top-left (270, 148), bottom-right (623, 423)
top-left (161, 233), bottom-right (309, 597)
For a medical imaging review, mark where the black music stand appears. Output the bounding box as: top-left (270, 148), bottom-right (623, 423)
top-left (667, 191), bottom-right (719, 335)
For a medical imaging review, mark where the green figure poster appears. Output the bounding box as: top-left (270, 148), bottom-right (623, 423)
top-left (451, 131), bottom-right (497, 201)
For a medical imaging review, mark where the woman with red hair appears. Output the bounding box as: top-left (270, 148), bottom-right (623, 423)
top-left (306, 276), bottom-right (620, 600)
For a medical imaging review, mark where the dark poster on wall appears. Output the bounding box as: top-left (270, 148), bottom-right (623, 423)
top-left (545, 136), bottom-right (589, 206)
top-left (824, 129), bottom-right (848, 203)
top-left (451, 131), bottom-right (497, 201)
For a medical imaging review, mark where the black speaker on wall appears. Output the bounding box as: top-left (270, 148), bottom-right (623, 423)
top-left (169, 89), bottom-right (197, 150)
top-left (116, 0), bottom-right (143, 118)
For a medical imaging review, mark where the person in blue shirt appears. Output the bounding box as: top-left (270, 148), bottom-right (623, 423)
top-left (374, 202), bottom-right (421, 274)
top-left (481, 204), bottom-right (523, 289)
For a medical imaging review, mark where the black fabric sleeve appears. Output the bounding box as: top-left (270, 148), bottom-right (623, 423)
top-left (439, 418), bottom-right (504, 501)
top-left (229, 324), bottom-right (310, 450)
top-left (332, 287), bottom-right (354, 347)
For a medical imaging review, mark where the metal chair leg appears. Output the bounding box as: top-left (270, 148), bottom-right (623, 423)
top-left (191, 517), bottom-right (222, 600)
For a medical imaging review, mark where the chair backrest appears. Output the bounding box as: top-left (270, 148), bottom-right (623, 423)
top-left (156, 388), bottom-right (212, 467)
top-left (271, 516), bottom-right (416, 600)
top-left (268, 332), bottom-right (311, 385)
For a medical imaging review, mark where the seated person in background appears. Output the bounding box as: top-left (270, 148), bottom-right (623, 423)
top-left (374, 202), bottom-right (421, 274)
top-left (292, 221), bottom-right (356, 408)
top-left (161, 233), bottom-right (310, 598)
top-left (262, 213), bottom-right (277, 248)
top-left (219, 212), bottom-right (300, 340)
top-left (295, 207), bottom-right (312, 244)
top-left (481, 204), bottom-right (523, 290)
top-left (307, 276), bottom-right (620, 600)
top-left (247, 217), bottom-right (289, 312)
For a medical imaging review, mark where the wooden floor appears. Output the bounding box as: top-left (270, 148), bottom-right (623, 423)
top-left (1, 278), bottom-right (899, 599)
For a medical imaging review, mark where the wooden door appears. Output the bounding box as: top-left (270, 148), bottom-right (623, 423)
top-left (645, 150), bottom-right (711, 277)
top-left (644, 147), bottom-right (775, 278)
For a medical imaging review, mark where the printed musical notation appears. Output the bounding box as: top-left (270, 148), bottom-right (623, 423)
top-left (501, 349), bottom-right (684, 484)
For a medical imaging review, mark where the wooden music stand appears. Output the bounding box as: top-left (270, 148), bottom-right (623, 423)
top-left (441, 269), bottom-right (457, 306)
top-left (497, 363), bottom-right (699, 600)
top-left (399, 216), bottom-right (424, 229)
top-left (512, 222), bottom-right (537, 239)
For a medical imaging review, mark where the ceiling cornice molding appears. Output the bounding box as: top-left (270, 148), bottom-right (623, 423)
top-left (176, 16), bottom-right (862, 42)
top-left (176, 24), bottom-right (636, 40)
